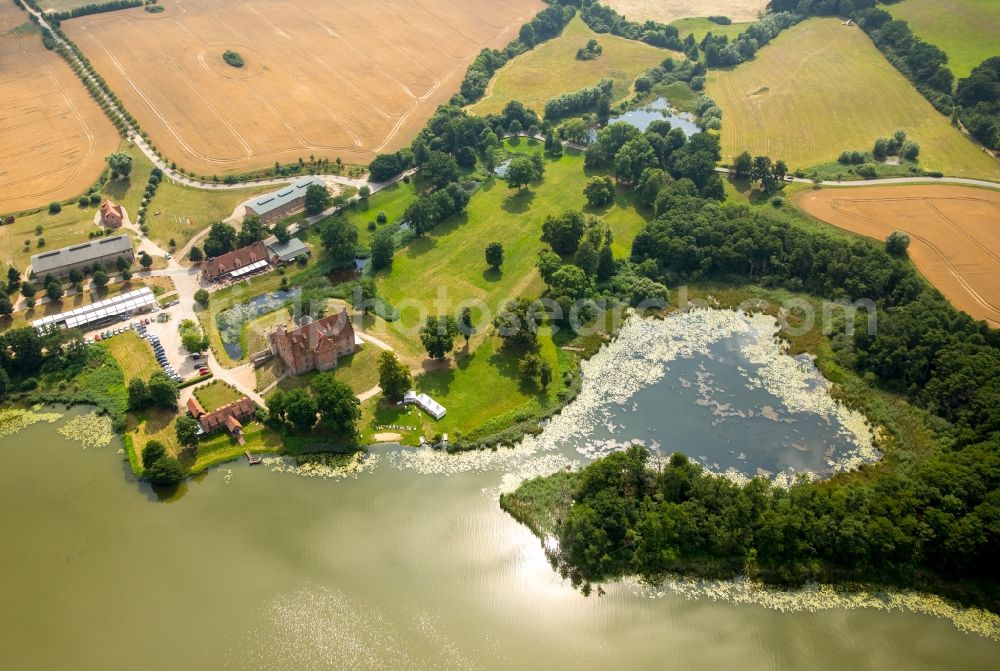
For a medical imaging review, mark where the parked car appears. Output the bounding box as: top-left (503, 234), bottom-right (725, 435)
top-left (94, 334), bottom-right (102, 342)
top-left (190, 353), bottom-right (203, 360)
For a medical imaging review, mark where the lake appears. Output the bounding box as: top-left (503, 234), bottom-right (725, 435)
top-left (1, 312), bottom-right (997, 669)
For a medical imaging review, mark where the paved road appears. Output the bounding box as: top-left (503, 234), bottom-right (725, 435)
top-left (714, 167), bottom-right (1000, 190)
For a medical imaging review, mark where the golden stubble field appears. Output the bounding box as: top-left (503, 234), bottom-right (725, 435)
top-left (64, 0), bottom-right (544, 176)
top-left (796, 185), bottom-right (1000, 327)
top-left (0, 4), bottom-right (119, 214)
top-left (604, 0), bottom-right (766, 23)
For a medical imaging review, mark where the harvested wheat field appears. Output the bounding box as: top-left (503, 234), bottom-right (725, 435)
top-left (64, 0), bottom-right (543, 177)
top-left (0, 4), bottom-right (119, 214)
top-left (796, 185), bottom-right (1000, 326)
top-left (707, 18), bottom-right (1000, 181)
top-left (605, 0), bottom-right (765, 23)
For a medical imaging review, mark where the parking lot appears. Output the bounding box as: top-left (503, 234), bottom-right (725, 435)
top-left (84, 306), bottom-right (208, 384)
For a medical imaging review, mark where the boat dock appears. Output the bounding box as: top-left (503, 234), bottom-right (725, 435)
top-left (245, 450), bottom-right (262, 465)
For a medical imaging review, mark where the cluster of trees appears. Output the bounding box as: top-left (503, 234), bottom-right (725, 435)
top-left (140, 440), bottom-right (185, 486)
top-left (956, 57), bottom-right (1000, 151)
top-left (319, 215), bottom-right (360, 266)
top-left (872, 129), bottom-right (919, 161)
top-left (544, 78), bottom-right (613, 120)
top-left (403, 181), bottom-right (471, 236)
top-left (695, 94), bottom-right (723, 131)
top-left (583, 175), bottom-right (614, 207)
top-left (458, 4), bottom-right (575, 104)
top-left (578, 2), bottom-right (685, 51)
top-left (369, 102), bottom-right (541, 183)
top-left (202, 221), bottom-right (238, 258)
top-left (178, 320), bottom-right (208, 354)
top-left (267, 373), bottom-right (361, 436)
top-left (0, 326), bottom-right (89, 402)
top-left (698, 11), bottom-right (800, 67)
top-left (127, 371), bottom-right (179, 411)
top-left (377, 350), bottom-right (411, 401)
top-left (635, 56), bottom-right (706, 96)
top-left (505, 154), bottom-right (545, 190)
top-left (585, 121), bottom-right (724, 199)
top-left (575, 38), bottom-right (602, 61)
top-left (222, 50), bottom-right (245, 68)
top-left (730, 151), bottom-right (787, 192)
top-left (105, 152), bottom-right (132, 180)
top-left (304, 183), bottom-right (331, 215)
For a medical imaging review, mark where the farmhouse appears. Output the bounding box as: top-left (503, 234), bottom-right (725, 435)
top-left (30, 234), bottom-right (134, 280)
top-left (188, 395), bottom-right (258, 442)
top-left (268, 310), bottom-right (357, 376)
top-left (202, 241), bottom-right (270, 282)
top-left (244, 176), bottom-right (327, 224)
top-left (99, 199), bottom-right (124, 228)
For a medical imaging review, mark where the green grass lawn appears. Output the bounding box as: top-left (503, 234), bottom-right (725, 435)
top-left (377, 138), bottom-right (647, 340)
top-left (706, 18), bottom-right (1000, 180)
top-left (190, 421), bottom-right (283, 474)
top-left (339, 179), bottom-right (421, 250)
top-left (359, 332), bottom-right (564, 445)
top-left (671, 17), bottom-right (750, 42)
top-left (273, 343), bottom-right (382, 397)
top-left (469, 15), bottom-right (673, 117)
top-left (192, 379), bottom-right (244, 411)
top-left (99, 331), bottom-right (159, 381)
top-left (888, 0), bottom-right (1000, 80)
top-left (122, 147), bottom-right (275, 250)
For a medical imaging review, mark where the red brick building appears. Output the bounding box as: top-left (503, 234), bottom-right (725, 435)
top-left (188, 396), bottom-right (258, 443)
top-left (268, 310), bottom-right (357, 376)
top-left (202, 241), bottom-right (270, 282)
top-left (99, 200), bottom-right (124, 228)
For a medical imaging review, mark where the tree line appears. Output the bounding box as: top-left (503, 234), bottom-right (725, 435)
top-left (47, 0), bottom-right (147, 22)
top-left (544, 78), bottom-right (613, 120)
top-left (506, 189), bottom-right (1000, 607)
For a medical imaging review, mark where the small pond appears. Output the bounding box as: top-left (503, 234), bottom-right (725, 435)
top-left (606, 97), bottom-right (700, 136)
top-left (216, 288), bottom-right (300, 360)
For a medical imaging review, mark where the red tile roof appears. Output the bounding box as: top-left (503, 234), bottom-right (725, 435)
top-left (198, 396), bottom-right (257, 434)
top-left (202, 241), bottom-right (269, 280)
top-left (186, 396), bottom-right (206, 418)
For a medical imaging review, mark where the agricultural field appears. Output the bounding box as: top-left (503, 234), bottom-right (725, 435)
top-left (604, 0), bottom-right (765, 24)
top-left (0, 3), bottom-right (119, 214)
top-left (706, 18), bottom-right (1000, 180)
top-left (888, 0), bottom-right (1000, 80)
top-left (469, 16), bottom-right (672, 116)
top-left (796, 185), bottom-right (1000, 327)
top-left (64, 0), bottom-right (544, 177)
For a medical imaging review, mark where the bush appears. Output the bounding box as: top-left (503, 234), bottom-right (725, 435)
top-left (856, 163), bottom-right (877, 179)
top-left (222, 50), bottom-right (244, 68)
top-left (48, 201), bottom-right (61, 214)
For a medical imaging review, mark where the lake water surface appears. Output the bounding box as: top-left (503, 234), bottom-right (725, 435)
top-left (1, 312), bottom-right (996, 669)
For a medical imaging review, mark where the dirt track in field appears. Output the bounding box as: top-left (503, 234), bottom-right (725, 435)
top-left (64, 0), bottom-right (543, 176)
top-left (0, 4), bottom-right (119, 213)
top-left (796, 185), bottom-right (1000, 326)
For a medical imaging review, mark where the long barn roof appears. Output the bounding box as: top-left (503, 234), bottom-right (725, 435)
top-left (31, 235), bottom-right (133, 275)
top-left (245, 176), bottom-right (326, 217)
